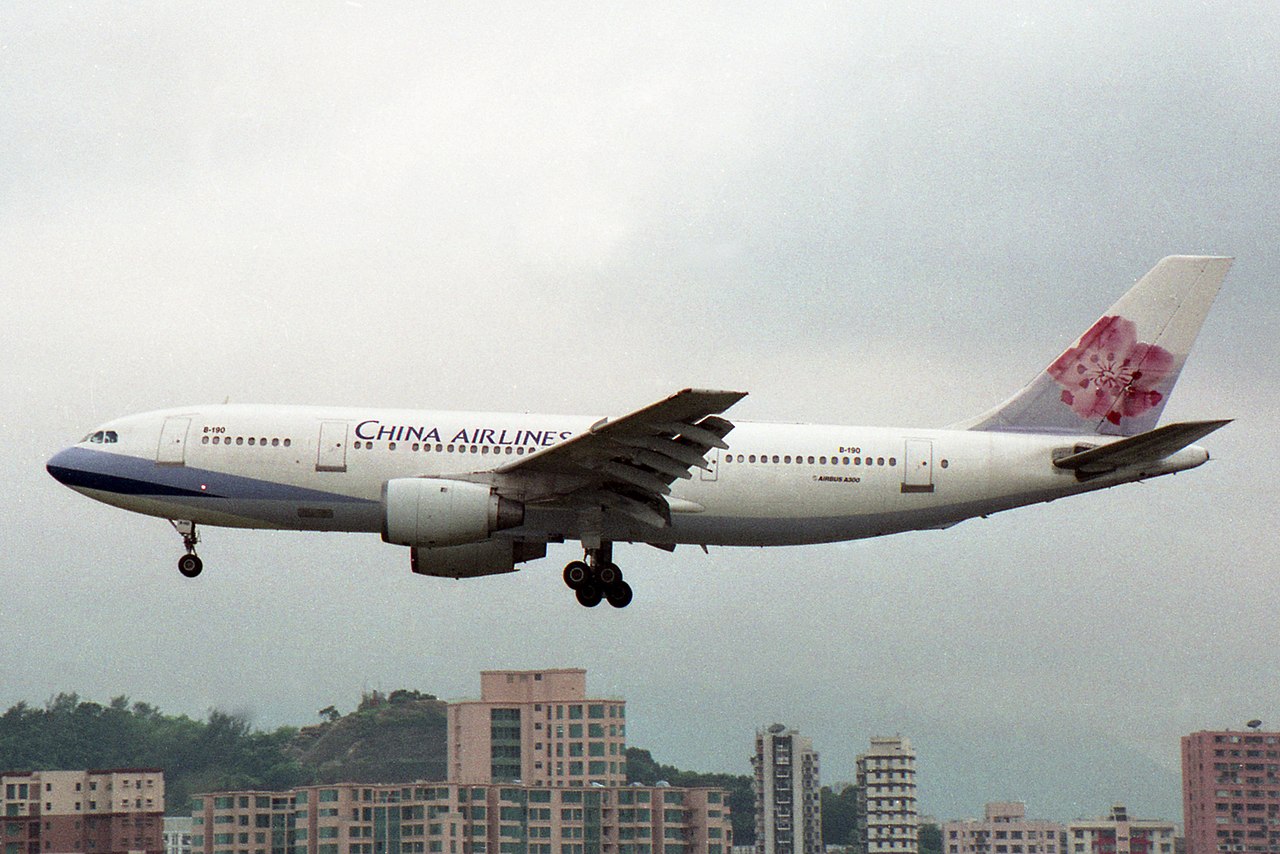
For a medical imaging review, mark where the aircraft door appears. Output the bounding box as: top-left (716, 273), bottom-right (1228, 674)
top-left (156, 417), bottom-right (191, 465)
top-left (316, 421), bottom-right (349, 473)
top-left (901, 438), bottom-right (934, 493)
top-left (700, 448), bottom-right (720, 481)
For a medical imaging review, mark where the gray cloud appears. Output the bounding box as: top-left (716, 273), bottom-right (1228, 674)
top-left (3, 1), bottom-right (1278, 823)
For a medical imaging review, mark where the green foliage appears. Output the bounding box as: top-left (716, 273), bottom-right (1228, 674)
top-left (0, 694), bottom-right (309, 813)
top-left (626, 748), bottom-right (755, 846)
top-left (920, 822), bottom-right (943, 854)
top-left (821, 784), bottom-right (860, 848)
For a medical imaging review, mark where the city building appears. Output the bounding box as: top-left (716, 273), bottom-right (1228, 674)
top-left (1066, 805), bottom-right (1174, 854)
top-left (447, 670), bottom-right (627, 788)
top-left (190, 781), bottom-right (732, 854)
top-left (750, 725), bottom-right (821, 854)
top-left (166, 816), bottom-right (195, 854)
top-left (942, 803), bottom-right (1063, 854)
top-left (1183, 729), bottom-right (1280, 854)
top-left (853, 737), bottom-right (917, 854)
top-left (0, 768), bottom-right (165, 854)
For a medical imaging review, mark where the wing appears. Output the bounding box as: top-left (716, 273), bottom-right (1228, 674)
top-left (1052, 419), bottom-right (1230, 477)
top-left (492, 388), bottom-right (747, 528)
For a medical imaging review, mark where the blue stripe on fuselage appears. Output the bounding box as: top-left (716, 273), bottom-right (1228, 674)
top-left (46, 446), bottom-right (374, 505)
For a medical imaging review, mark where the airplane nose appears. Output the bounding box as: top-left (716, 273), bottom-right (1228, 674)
top-left (47, 447), bottom-right (80, 486)
top-left (46, 448), bottom-right (85, 486)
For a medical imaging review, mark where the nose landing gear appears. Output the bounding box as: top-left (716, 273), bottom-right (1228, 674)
top-left (170, 520), bottom-right (203, 578)
top-left (562, 541), bottom-right (632, 608)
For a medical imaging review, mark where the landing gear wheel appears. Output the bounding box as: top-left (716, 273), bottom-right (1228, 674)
top-left (575, 585), bottom-right (603, 608)
top-left (605, 580), bottom-right (633, 609)
top-left (177, 554), bottom-right (203, 578)
top-left (563, 561), bottom-right (590, 590)
top-left (597, 563), bottom-right (621, 587)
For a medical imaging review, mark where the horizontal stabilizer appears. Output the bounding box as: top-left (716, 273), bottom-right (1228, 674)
top-left (1053, 419), bottom-right (1231, 475)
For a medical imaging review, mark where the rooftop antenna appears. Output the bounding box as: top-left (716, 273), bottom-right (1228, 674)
top-left (1247, 719), bottom-right (1263, 730)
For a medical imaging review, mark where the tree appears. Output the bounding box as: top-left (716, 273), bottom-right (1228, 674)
top-left (318, 706), bottom-right (341, 723)
top-left (821, 785), bottom-right (860, 848)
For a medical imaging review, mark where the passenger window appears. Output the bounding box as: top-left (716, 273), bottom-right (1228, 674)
top-left (888, 457), bottom-right (896, 466)
top-left (771, 455), bottom-right (779, 463)
top-left (940, 459), bottom-right (949, 468)
top-left (411, 443), bottom-right (419, 452)
top-left (271, 438), bottom-right (280, 447)
top-left (854, 457), bottom-right (861, 465)
top-left (447, 445), bottom-right (455, 453)
top-left (807, 456), bottom-right (814, 464)
top-left (284, 439), bottom-right (292, 447)
top-left (201, 436), bottom-right (209, 445)
top-left (236, 437), bottom-right (244, 446)
top-left (481, 446), bottom-right (489, 454)
top-left (748, 455), bottom-right (757, 463)
top-left (842, 456), bottom-right (850, 465)
top-left (388, 442), bottom-right (396, 450)
top-left (212, 436), bottom-right (220, 445)
top-left (470, 445), bottom-right (478, 454)
top-left (783, 455), bottom-right (791, 464)
top-left (819, 456), bottom-right (827, 465)
top-left (248, 438), bottom-right (256, 446)
top-left (877, 457), bottom-right (885, 466)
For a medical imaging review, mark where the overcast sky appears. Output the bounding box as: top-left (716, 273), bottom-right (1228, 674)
top-left (3, 1), bottom-right (1279, 824)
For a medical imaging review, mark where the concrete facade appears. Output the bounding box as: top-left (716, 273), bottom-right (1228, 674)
top-left (0, 769), bottom-right (165, 854)
top-left (750, 726), bottom-right (821, 854)
top-left (854, 737), bottom-right (917, 854)
top-left (1183, 730), bottom-right (1280, 854)
top-left (190, 782), bottom-right (731, 854)
top-left (1065, 806), bottom-right (1174, 854)
top-left (942, 803), bottom-right (1063, 854)
top-left (447, 671), bottom-right (626, 788)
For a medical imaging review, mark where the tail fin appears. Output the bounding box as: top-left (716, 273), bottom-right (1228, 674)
top-left (958, 255), bottom-right (1232, 436)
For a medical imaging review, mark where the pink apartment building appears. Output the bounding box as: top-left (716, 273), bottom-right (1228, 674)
top-left (447, 671), bottom-right (627, 788)
top-left (943, 802), bottom-right (1062, 854)
top-left (1, 768), bottom-right (165, 854)
top-left (1183, 730), bottom-right (1280, 854)
top-left (190, 780), bottom-right (732, 854)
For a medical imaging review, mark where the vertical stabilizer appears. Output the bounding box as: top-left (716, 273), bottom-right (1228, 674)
top-left (959, 255), bottom-right (1232, 436)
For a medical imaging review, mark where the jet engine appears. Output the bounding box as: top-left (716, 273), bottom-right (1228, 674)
top-left (381, 478), bottom-right (524, 547)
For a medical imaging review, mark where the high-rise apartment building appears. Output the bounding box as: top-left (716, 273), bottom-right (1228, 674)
top-left (1183, 729), bottom-right (1280, 854)
top-left (190, 781), bottom-right (732, 854)
top-left (750, 725), bottom-right (821, 854)
top-left (942, 803), bottom-right (1063, 854)
top-left (1, 768), bottom-right (165, 854)
top-left (447, 670), bottom-right (627, 787)
top-left (1065, 805), bottom-right (1174, 854)
top-left (853, 737), bottom-right (917, 854)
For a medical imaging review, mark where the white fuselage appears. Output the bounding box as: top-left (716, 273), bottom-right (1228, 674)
top-left (48, 404), bottom-right (1209, 548)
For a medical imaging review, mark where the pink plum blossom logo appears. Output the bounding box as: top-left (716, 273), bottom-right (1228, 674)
top-left (1046, 315), bottom-right (1175, 426)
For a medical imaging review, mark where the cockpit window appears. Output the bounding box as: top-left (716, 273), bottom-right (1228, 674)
top-left (83, 430), bottom-right (119, 444)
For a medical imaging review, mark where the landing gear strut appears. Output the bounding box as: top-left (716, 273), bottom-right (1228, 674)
top-left (170, 520), bottom-right (203, 578)
top-left (562, 541), bottom-right (632, 609)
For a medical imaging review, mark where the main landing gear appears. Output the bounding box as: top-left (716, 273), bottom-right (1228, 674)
top-left (170, 520), bottom-right (203, 578)
top-left (562, 541), bottom-right (632, 609)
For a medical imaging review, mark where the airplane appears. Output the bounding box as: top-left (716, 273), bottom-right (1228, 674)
top-left (47, 255), bottom-right (1233, 609)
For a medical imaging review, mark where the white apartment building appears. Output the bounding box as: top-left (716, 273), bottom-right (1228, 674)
top-left (1066, 805), bottom-right (1174, 854)
top-left (752, 725), bottom-right (822, 854)
top-left (854, 737), bottom-right (918, 854)
top-left (943, 802), bottom-right (1063, 854)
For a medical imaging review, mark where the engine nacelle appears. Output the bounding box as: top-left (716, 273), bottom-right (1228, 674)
top-left (381, 478), bottom-right (524, 548)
